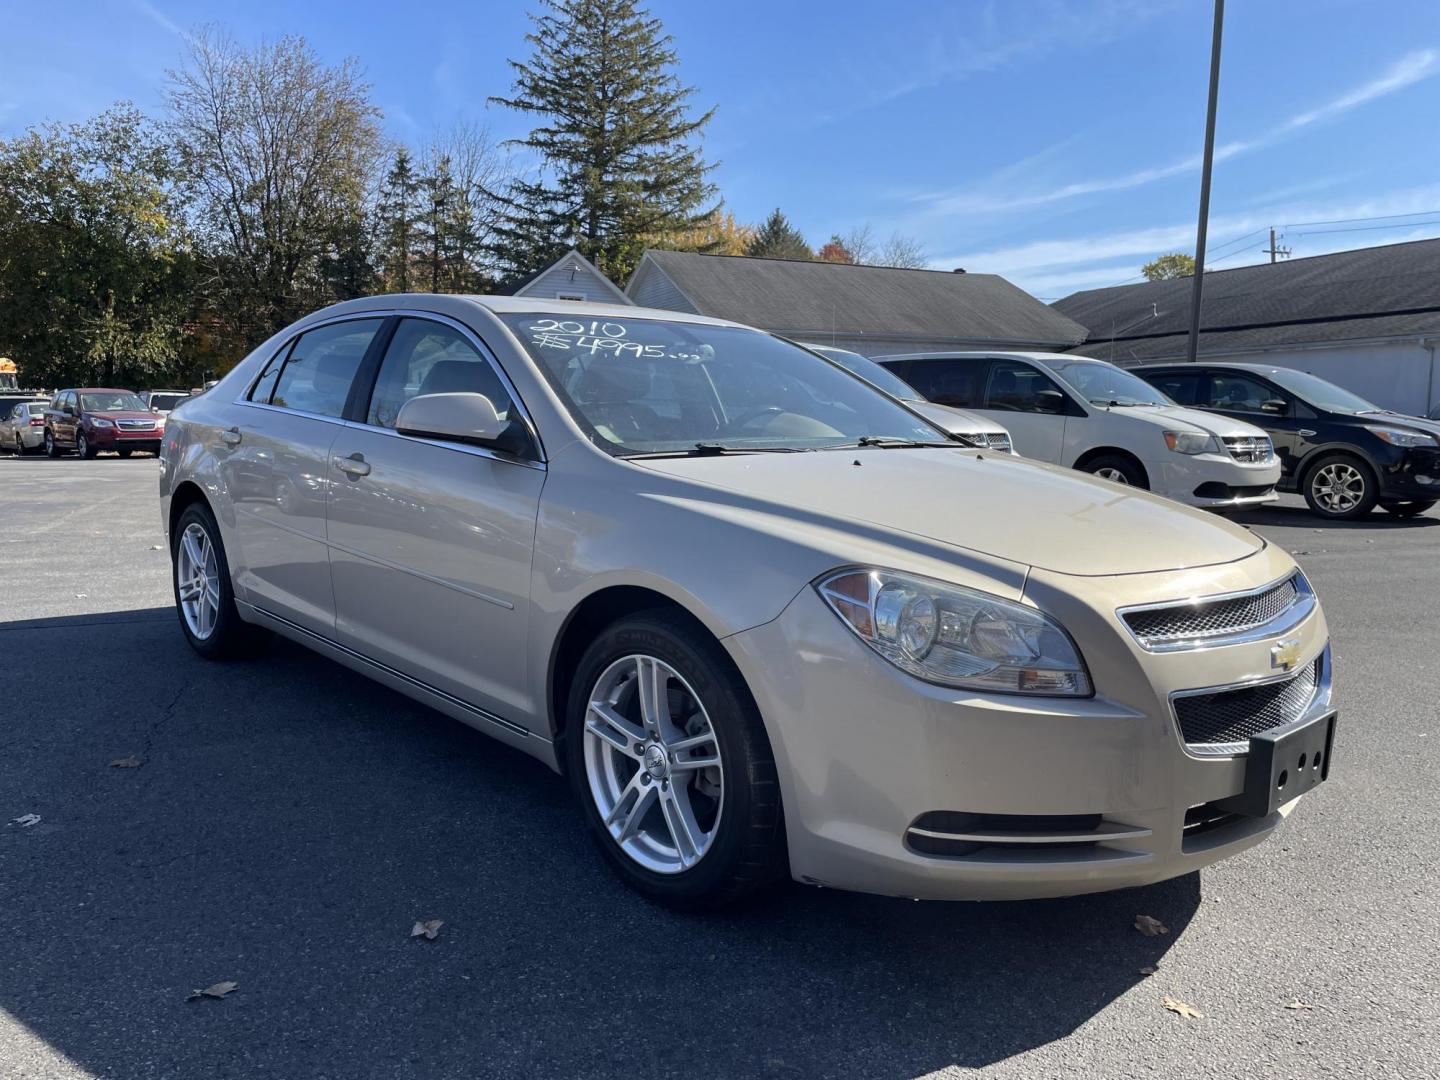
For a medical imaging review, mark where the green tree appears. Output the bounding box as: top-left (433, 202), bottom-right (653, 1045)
top-left (0, 104), bottom-right (190, 387)
top-left (377, 148), bottom-right (420, 292)
top-left (167, 29), bottom-right (383, 349)
top-left (488, 0), bottom-right (719, 283)
top-left (745, 209), bottom-right (811, 261)
top-left (1142, 252), bottom-right (1195, 281)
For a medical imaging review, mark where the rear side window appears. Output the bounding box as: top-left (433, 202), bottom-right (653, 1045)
top-left (366, 319), bottom-right (513, 430)
top-left (1145, 370), bottom-right (1202, 406)
top-left (260, 319), bottom-right (383, 418)
top-left (905, 359), bottom-right (984, 408)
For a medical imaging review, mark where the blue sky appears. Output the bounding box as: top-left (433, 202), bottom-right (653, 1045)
top-left (2, 0), bottom-right (1438, 297)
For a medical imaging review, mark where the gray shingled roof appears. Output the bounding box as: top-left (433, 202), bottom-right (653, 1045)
top-left (637, 250), bottom-right (1088, 347)
top-left (1056, 237), bottom-right (1440, 362)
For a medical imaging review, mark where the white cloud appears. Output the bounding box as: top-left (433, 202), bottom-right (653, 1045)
top-left (131, 0), bottom-right (187, 40)
top-left (915, 48), bottom-right (1440, 216)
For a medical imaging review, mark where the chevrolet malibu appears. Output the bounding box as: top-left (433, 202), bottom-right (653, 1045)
top-left (159, 296), bottom-right (1336, 908)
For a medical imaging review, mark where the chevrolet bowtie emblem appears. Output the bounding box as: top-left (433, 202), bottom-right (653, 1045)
top-left (1271, 638), bottom-right (1302, 671)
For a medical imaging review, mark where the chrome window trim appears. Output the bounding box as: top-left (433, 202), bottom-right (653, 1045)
top-left (1170, 643), bottom-right (1332, 758)
top-left (337, 418), bottom-right (547, 472)
top-left (231, 307), bottom-right (547, 464)
top-left (1117, 570), bottom-right (1315, 653)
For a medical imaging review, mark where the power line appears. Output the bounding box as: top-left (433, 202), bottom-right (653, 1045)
top-left (1288, 221), bottom-right (1440, 237)
top-left (1284, 209), bottom-right (1440, 228)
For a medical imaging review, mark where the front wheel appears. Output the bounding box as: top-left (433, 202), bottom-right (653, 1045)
top-left (77, 430), bottom-right (95, 459)
top-left (1303, 453), bottom-right (1378, 520)
top-left (1381, 500), bottom-right (1436, 519)
top-left (171, 502), bottom-right (267, 659)
top-left (1080, 453), bottom-right (1147, 488)
top-left (565, 610), bottom-right (786, 909)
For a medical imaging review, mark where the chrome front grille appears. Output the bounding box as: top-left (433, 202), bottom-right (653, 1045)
top-left (986, 432), bottom-right (1013, 454)
top-left (1223, 434), bottom-right (1273, 463)
top-left (1120, 572), bottom-right (1312, 652)
top-left (1173, 657), bottom-right (1321, 753)
top-left (117, 419), bottom-right (156, 430)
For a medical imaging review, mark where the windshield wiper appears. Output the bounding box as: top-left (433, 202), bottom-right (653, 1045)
top-left (623, 443), bottom-right (811, 460)
top-left (841, 436), bottom-right (959, 449)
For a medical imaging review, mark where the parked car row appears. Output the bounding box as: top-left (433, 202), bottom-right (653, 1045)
top-left (160, 295), bottom-right (1338, 909)
top-left (1, 387), bottom-right (191, 458)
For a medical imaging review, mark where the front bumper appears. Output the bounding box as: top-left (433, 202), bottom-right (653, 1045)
top-left (723, 545), bottom-right (1329, 901)
top-left (86, 425), bottom-right (163, 451)
top-left (1144, 452), bottom-right (1281, 508)
top-left (1378, 446), bottom-right (1440, 502)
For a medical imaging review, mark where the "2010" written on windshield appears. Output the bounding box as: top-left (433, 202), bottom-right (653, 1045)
top-left (526, 319), bottom-right (705, 360)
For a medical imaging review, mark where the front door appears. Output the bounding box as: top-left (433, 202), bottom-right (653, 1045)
top-left (220, 317), bottom-right (384, 633)
top-left (325, 317), bottom-right (545, 724)
top-left (976, 358), bottom-right (1071, 462)
top-left (1199, 370), bottom-right (1309, 480)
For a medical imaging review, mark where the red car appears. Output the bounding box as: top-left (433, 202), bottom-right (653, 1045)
top-left (44, 388), bottom-right (165, 458)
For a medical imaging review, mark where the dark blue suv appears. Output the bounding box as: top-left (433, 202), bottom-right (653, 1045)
top-left (1133, 362), bottom-right (1440, 521)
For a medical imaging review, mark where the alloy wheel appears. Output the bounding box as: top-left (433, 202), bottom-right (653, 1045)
top-left (1095, 466), bottom-right (1131, 485)
top-left (1312, 462), bottom-right (1364, 513)
top-left (176, 522), bottom-right (221, 640)
top-left (582, 654), bottom-right (724, 874)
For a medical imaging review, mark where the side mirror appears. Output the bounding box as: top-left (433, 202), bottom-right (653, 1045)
top-left (62, 405), bottom-right (76, 416)
top-left (395, 392), bottom-right (533, 457)
top-left (1034, 389), bottom-right (1066, 414)
top-left (1261, 398), bottom-right (1289, 415)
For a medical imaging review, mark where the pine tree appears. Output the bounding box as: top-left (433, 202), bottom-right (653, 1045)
top-left (487, 0), bottom-right (719, 284)
top-left (377, 148), bottom-right (420, 292)
top-left (418, 154), bottom-right (460, 292)
top-left (745, 209), bottom-right (811, 261)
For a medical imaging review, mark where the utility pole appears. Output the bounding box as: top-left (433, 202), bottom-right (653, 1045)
top-left (1186, 0), bottom-right (1225, 364)
top-left (1263, 226), bottom-right (1291, 263)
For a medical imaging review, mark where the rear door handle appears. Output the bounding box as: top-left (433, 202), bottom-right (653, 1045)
top-left (220, 427), bottom-right (242, 446)
top-left (334, 453), bottom-right (371, 477)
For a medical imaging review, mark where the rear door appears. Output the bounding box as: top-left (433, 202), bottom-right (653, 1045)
top-left (325, 315), bottom-right (545, 724)
top-left (55, 392), bottom-right (78, 445)
top-left (221, 317), bottom-right (385, 634)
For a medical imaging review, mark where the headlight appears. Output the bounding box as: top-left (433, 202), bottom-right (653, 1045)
top-left (1163, 430), bottom-right (1219, 455)
top-left (816, 568), bottom-right (1092, 696)
top-left (1366, 425), bottom-right (1437, 448)
top-left (90, 418), bottom-right (114, 429)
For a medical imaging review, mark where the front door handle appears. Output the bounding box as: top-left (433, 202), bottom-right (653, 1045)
top-left (334, 453), bottom-right (371, 477)
top-left (220, 427), bottom-right (242, 446)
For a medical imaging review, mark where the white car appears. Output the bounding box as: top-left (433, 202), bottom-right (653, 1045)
top-left (139, 389), bottom-right (192, 416)
top-left (804, 344), bottom-right (1015, 454)
top-left (879, 352), bottom-right (1280, 508)
top-left (1, 399), bottom-right (50, 455)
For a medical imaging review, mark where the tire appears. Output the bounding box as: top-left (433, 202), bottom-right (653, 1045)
top-left (1303, 453), bottom-right (1379, 520)
top-left (170, 502), bottom-right (268, 660)
top-left (44, 429), bottom-right (59, 458)
top-left (1381, 500), bottom-right (1436, 519)
top-left (564, 609), bottom-right (786, 909)
top-left (77, 430), bottom-right (96, 459)
top-left (1080, 452), bottom-right (1147, 488)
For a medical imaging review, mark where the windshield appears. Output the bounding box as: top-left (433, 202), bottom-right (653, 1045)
top-left (500, 314), bottom-right (945, 455)
top-left (148, 393), bottom-right (188, 411)
top-left (1045, 360), bottom-right (1172, 406)
top-left (80, 392), bottom-right (147, 412)
top-left (809, 346), bottom-right (919, 401)
top-left (1262, 368), bottom-right (1380, 414)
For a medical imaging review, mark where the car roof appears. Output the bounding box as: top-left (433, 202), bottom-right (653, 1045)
top-left (65, 387), bottom-right (135, 394)
top-left (1132, 361), bottom-right (1284, 374)
top-left (875, 350), bottom-right (1095, 364)
top-left (305, 293), bottom-right (751, 332)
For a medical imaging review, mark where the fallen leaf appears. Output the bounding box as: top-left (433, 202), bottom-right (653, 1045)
top-left (1134, 914), bottom-right (1169, 937)
top-left (110, 755), bottom-right (142, 769)
top-left (411, 919), bottom-right (444, 940)
top-left (9, 814), bottom-right (41, 827)
top-left (1163, 996), bottom-right (1204, 1020)
top-left (1285, 1000), bottom-right (1316, 1011)
top-left (150, 544), bottom-right (163, 550)
top-left (187, 981), bottom-right (238, 1001)
top-left (1139, 966), bottom-right (1158, 976)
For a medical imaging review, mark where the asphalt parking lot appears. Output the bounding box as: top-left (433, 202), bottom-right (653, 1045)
top-left (2, 454), bottom-right (1437, 1080)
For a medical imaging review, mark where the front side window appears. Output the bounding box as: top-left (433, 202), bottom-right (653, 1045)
top-left (263, 319), bottom-right (382, 418)
top-left (904, 359), bottom-right (984, 408)
top-left (499, 313), bottom-right (942, 454)
top-left (1206, 373), bottom-right (1281, 414)
top-left (983, 360), bottom-right (1068, 413)
top-left (80, 391), bottom-right (146, 411)
top-left (1044, 360), bottom-right (1171, 407)
top-left (367, 319), bottom-right (513, 430)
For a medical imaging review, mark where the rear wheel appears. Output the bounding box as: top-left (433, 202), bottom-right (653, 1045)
top-left (171, 502), bottom-right (267, 659)
top-left (1080, 453), bottom-right (1147, 488)
top-left (565, 610), bottom-right (785, 909)
top-left (44, 429), bottom-right (59, 458)
top-left (1303, 453), bottom-right (1378, 520)
top-left (1381, 500), bottom-right (1436, 519)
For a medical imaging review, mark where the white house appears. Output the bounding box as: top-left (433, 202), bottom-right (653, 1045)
top-left (503, 248), bottom-right (633, 306)
top-left (1056, 238), bottom-right (1440, 416)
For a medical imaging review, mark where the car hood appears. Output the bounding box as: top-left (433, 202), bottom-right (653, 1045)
top-left (636, 449), bottom-right (1263, 577)
top-left (1099, 403), bottom-right (1269, 438)
top-left (1356, 412), bottom-right (1440, 439)
top-left (908, 400), bottom-right (1009, 437)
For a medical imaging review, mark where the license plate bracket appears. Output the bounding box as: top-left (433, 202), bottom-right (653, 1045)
top-left (1214, 710), bottom-right (1337, 818)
